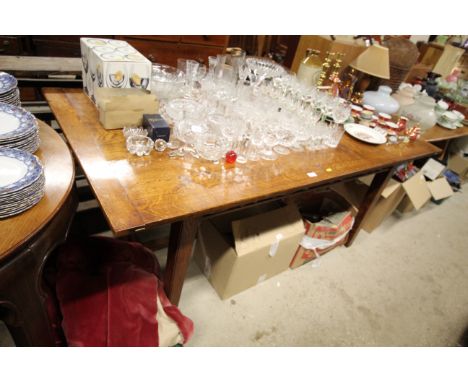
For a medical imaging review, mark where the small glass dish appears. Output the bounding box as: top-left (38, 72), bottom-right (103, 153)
top-left (126, 135), bottom-right (153, 156)
top-left (154, 138), bottom-right (167, 152)
top-left (123, 126), bottom-right (148, 139)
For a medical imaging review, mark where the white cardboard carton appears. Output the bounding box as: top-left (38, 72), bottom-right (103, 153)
top-left (80, 38), bottom-right (151, 103)
top-left (193, 204), bottom-right (305, 300)
top-left (421, 158), bottom-right (446, 181)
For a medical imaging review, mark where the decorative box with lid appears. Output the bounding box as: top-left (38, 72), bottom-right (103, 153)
top-left (80, 37), bottom-right (152, 104)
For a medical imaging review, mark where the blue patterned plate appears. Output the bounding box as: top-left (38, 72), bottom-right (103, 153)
top-left (0, 190), bottom-right (44, 218)
top-left (0, 148), bottom-right (43, 195)
top-left (0, 72), bottom-right (18, 95)
top-left (0, 102), bottom-right (37, 141)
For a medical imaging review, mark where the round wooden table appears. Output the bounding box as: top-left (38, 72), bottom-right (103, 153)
top-left (0, 120), bottom-right (77, 346)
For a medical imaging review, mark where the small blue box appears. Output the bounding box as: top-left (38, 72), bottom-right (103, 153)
top-left (143, 114), bottom-right (170, 142)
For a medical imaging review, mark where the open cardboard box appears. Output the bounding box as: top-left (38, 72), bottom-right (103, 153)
top-left (448, 154), bottom-right (468, 183)
top-left (396, 171), bottom-right (433, 213)
top-left (397, 167), bottom-right (455, 212)
top-left (331, 176), bottom-right (406, 233)
top-left (421, 158), bottom-right (446, 181)
top-left (193, 203), bottom-right (305, 300)
top-left (332, 163), bottom-right (455, 231)
top-left (427, 177), bottom-right (454, 203)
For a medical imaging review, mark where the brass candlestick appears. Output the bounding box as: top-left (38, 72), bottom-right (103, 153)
top-left (329, 53), bottom-right (344, 81)
top-left (317, 51), bottom-right (334, 87)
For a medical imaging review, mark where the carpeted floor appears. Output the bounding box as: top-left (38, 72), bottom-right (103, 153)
top-left (1, 186), bottom-right (467, 347)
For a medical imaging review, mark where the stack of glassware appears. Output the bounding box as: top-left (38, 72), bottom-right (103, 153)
top-left (134, 54), bottom-right (353, 162)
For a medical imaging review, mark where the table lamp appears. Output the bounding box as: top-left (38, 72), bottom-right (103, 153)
top-left (347, 44), bottom-right (390, 103)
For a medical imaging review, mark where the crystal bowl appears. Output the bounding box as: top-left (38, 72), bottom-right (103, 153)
top-left (123, 126), bottom-right (148, 139)
top-left (151, 64), bottom-right (185, 100)
top-left (245, 57), bottom-right (286, 80)
top-left (195, 132), bottom-right (228, 162)
top-left (126, 135), bottom-right (153, 156)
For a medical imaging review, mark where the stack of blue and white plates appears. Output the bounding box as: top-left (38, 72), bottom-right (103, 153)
top-left (0, 102), bottom-right (40, 153)
top-left (0, 72), bottom-right (20, 106)
top-left (0, 147), bottom-right (45, 218)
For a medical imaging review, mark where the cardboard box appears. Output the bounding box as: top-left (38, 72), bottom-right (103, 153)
top-left (332, 176), bottom-right (406, 233)
top-left (193, 203), bottom-right (305, 300)
top-left (421, 158), bottom-right (446, 181)
top-left (427, 177), bottom-right (454, 201)
top-left (397, 171), bottom-right (432, 213)
top-left (80, 38), bottom-right (152, 103)
top-left (448, 154), bottom-right (468, 182)
top-left (95, 88), bottom-right (158, 130)
top-left (290, 191), bottom-right (356, 269)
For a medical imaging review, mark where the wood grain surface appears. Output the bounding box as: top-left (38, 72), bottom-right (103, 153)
top-left (44, 88), bottom-right (441, 236)
top-left (0, 121), bottom-right (75, 260)
top-left (422, 124), bottom-right (468, 143)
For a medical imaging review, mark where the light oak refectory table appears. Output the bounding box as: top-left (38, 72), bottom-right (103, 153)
top-left (44, 88), bottom-right (441, 305)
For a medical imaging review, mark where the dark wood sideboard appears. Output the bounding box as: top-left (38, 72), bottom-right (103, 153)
top-left (0, 35), bottom-right (229, 67)
top-left (0, 35), bottom-right (229, 101)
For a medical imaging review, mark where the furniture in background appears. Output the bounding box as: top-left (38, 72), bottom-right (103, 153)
top-left (0, 35), bottom-right (32, 55)
top-left (432, 44), bottom-right (466, 77)
top-left (0, 122), bottom-right (77, 346)
top-left (0, 35), bottom-right (229, 101)
top-left (0, 35), bottom-right (228, 66)
top-left (407, 42), bottom-right (468, 83)
top-left (0, 55), bottom-right (82, 119)
top-left (291, 36), bottom-right (367, 75)
top-left (228, 35), bottom-right (300, 68)
top-left (116, 35), bottom-right (228, 67)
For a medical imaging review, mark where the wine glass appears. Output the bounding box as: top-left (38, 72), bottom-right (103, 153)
top-left (260, 125), bottom-right (279, 161)
top-left (325, 122), bottom-right (345, 148)
top-left (332, 99), bottom-right (352, 124)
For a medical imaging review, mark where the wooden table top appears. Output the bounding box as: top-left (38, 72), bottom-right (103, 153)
top-left (44, 88), bottom-right (440, 236)
top-left (0, 121), bottom-right (75, 260)
top-left (422, 124), bottom-right (468, 143)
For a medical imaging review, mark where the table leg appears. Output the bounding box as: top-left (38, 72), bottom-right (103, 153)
top-left (438, 140), bottom-right (450, 162)
top-left (0, 267), bottom-right (57, 346)
top-left (345, 167), bottom-right (395, 247)
top-left (164, 217), bottom-right (199, 306)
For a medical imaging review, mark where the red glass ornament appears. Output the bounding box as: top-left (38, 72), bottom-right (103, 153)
top-left (225, 150), bottom-right (237, 164)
